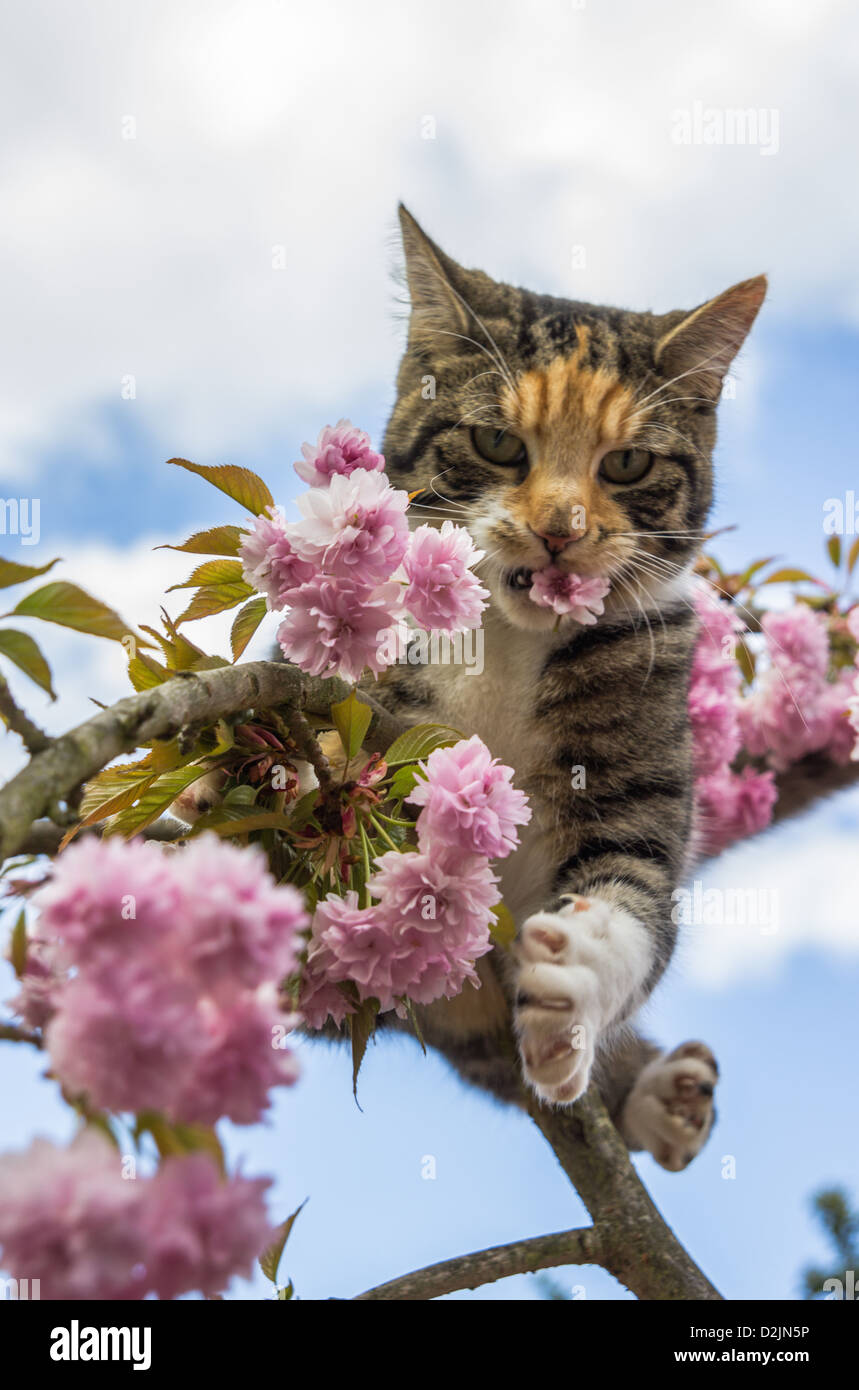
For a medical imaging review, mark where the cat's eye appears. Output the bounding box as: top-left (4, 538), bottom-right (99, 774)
top-left (470, 425), bottom-right (528, 467)
top-left (599, 447), bottom-right (654, 484)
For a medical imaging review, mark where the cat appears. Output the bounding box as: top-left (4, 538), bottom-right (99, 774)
top-left (363, 205), bottom-right (767, 1171)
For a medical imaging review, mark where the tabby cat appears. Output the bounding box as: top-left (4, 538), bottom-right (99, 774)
top-left (367, 206), bottom-right (766, 1171)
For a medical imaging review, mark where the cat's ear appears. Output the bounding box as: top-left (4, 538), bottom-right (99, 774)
top-left (397, 204), bottom-right (478, 344)
top-left (654, 275), bottom-right (767, 401)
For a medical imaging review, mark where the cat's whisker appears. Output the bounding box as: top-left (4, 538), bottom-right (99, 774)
top-left (611, 571), bottom-right (657, 680)
top-left (631, 344), bottom-right (729, 413)
top-left (624, 557), bottom-right (815, 734)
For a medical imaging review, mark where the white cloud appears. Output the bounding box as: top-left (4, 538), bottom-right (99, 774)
top-left (0, 0), bottom-right (858, 474)
top-left (673, 808), bottom-right (859, 988)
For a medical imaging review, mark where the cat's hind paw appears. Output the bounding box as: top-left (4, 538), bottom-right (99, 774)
top-left (619, 1041), bottom-right (719, 1172)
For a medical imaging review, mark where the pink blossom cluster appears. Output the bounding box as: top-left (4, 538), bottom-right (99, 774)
top-left (11, 835), bottom-right (307, 1125)
top-left (299, 735), bottom-right (531, 1026)
top-left (0, 1129), bottom-right (272, 1300)
top-left (529, 567), bottom-right (610, 623)
top-left (690, 585), bottom-right (777, 855)
top-left (239, 421), bottom-right (489, 682)
top-left (737, 604), bottom-right (855, 771)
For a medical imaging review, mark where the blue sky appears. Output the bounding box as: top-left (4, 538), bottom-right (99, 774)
top-left (2, 0), bottom-right (858, 1301)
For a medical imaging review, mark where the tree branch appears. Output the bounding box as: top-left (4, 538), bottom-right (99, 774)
top-left (353, 1225), bottom-right (601, 1300)
top-left (529, 1090), bottom-right (722, 1299)
top-left (0, 660), bottom-right (403, 863)
top-left (0, 1022), bottom-right (42, 1047)
top-left (769, 752), bottom-right (859, 827)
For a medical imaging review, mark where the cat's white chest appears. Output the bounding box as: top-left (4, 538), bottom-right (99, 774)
top-left (415, 615), bottom-right (559, 919)
top-left (419, 615), bottom-right (550, 771)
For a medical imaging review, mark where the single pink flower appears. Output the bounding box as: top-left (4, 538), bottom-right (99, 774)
top-left (45, 959), bottom-right (206, 1115)
top-left (0, 1131), bottom-right (147, 1300)
top-left (286, 468), bottom-right (409, 584)
top-left (696, 767), bottom-right (777, 856)
top-left (176, 839), bottom-right (307, 991)
top-left (529, 567), bottom-right (610, 622)
top-left (369, 847), bottom-right (499, 967)
top-left (239, 506), bottom-right (316, 610)
top-left (277, 577), bottom-right (405, 682)
top-left (295, 419), bottom-right (385, 488)
top-left (23, 836), bottom-right (306, 1126)
top-left (303, 891), bottom-right (406, 1014)
top-left (141, 1155), bottom-right (273, 1301)
top-left (173, 988), bottom-right (299, 1127)
top-left (30, 834), bottom-right (183, 967)
top-left (297, 965), bottom-right (355, 1032)
top-left (407, 735), bottom-right (531, 859)
top-left (402, 521), bottom-right (489, 631)
top-left (0, 1131), bottom-right (274, 1302)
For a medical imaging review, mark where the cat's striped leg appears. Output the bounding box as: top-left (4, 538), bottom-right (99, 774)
top-left (597, 1032), bottom-right (720, 1171)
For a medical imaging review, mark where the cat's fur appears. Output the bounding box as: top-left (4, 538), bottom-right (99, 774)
top-left (363, 207), bottom-right (766, 1170)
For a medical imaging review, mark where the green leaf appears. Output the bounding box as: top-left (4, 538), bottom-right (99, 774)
top-left (135, 1111), bottom-right (187, 1158)
top-left (174, 582), bottom-right (254, 626)
top-left (103, 765), bottom-right (212, 838)
top-left (330, 690), bottom-right (374, 761)
top-left (142, 612), bottom-right (212, 670)
top-left (386, 763), bottom-right (419, 801)
top-left (761, 567), bottom-right (824, 587)
top-left (188, 809), bottom-right (296, 838)
top-left (167, 458), bottom-right (274, 517)
top-left (736, 556), bottom-right (777, 590)
top-left (383, 722), bottom-right (464, 766)
top-left (276, 1282), bottom-right (295, 1300)
top-left (0, 556), bottom-right (60, 590)
top-left (349, 997), bottom-right (379, 1105)
top-left (9, 909), bottom-right (27, 978)
top-left (847, 537), bottom-right (859, 576)
top-left (489, 902), bottom-right (517, 950)
top-left (158, 525), bottom-right (246, 558)
top-left (6, 582), bottom-right (149, 645)
top-left (167, 559), bottom-right (246, 591)
top-left (288, 787), bottom-right (319, 829)
top-left (127, 651), bottom-right (170, 692)
top-left (259, 1200), bottom-right (307, 1286)
top-left (735, 636), bottom-right (757, 685)
top-left (826, 535), bottom-right (842, 569)
top-left (75, 760), bottom-right (164, 833)
top-left (168, 1123), bottom-right (225, 1172)
top-left (230, 596), bottom-right (268, 661)
top-left (403, 997), bottom-right (427, 1055)
top-left (0, 628), bottom-right (56, 697)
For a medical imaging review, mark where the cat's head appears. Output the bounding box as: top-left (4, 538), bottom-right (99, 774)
top-left (383, 206), bottom-right (766, 631)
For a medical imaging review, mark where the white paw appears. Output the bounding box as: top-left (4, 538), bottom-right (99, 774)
top-left (620, 1041), bottom-right (719, 1171)
top-left (513, 893), bottom-right (652, 1106)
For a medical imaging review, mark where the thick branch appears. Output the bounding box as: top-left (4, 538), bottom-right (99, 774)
top-left (769, 752), bottom-right (859, 827)
top-left (18, 816), bottom-right (186, 857)
top-left (0, 661), bottom-right (403, 863)
top-left (529, 1091), bottom-right (722, 1300)
top-left (354, 1226), bottom-right (601, 1300)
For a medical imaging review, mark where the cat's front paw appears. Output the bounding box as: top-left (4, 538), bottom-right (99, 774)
top-left (514, 893), bottom-right (650, 1106)
top-left (619, 1041), bottom-right (719, 1172)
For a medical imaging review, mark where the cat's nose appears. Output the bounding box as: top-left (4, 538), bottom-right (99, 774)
top-left (530, 527), bottom-right (586, 556)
